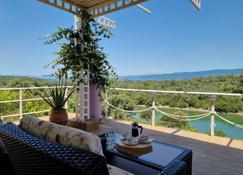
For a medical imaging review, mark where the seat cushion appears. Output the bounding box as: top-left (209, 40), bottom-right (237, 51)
top-left (20, 116), bottom-right (103, 156)
top-left (108, 165), bottom-right (134, 175)
top-left (0, 123), bottom-right (109, 175)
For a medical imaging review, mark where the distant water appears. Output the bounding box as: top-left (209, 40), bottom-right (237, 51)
top-left (120, 68), bottom-right (243, 81)
top-left (189, 116), bottom-right (243, 140)
top-left (133, 114), bottom-right (243, 140)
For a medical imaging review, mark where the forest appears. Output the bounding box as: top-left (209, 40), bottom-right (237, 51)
top-left (0, 74), bottom-right (243, 127)
top-left (0, 76), bottom-right (57, 121)
top-left (110, 74), bottom-right (243, 113)
top-left (105, 74), bottom-right (243, 135)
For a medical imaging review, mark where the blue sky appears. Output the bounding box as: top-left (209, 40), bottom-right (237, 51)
top-left (0, 0), bottom-right (243, 76)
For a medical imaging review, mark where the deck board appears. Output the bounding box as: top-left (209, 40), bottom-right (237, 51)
top-left (101, 119), bottom-right (243, 175)
top-left (38, 116), bottom-right (243, 175)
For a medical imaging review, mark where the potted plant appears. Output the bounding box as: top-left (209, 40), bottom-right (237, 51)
top-left (44, 10), bottom-right (117, 120)
top-left (38, 79), bottom-right (74, 125)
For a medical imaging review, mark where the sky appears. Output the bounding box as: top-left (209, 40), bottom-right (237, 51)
top-left (0, 0), bottom-right (243, 76)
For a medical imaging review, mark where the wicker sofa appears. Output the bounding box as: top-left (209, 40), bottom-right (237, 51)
top-left (0, 116), bottom-right (187, 175)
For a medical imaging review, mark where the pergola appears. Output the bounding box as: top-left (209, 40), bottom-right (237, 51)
top-left (39, 0), bottom-right (148, 17)
top-left (38, 0), bottom-right (201, 122)
top-left (39, 0), bottom-right (200, 17)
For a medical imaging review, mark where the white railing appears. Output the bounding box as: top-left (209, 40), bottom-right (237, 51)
top-left (1, 86), bottom-right (243, 137)
top-left (111, 88), bottom-right (243, 97)
top-left (0, 86), bottom-right (73, 120)
top-left (106, 88), bottom-right (243, 136)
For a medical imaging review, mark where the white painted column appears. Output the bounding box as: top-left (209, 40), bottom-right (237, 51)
top-left (74, 15), bottom-right (90, 122)
top-left (152, 95), bottom-right (156, 126)
top-left (19, 89), bottom-right (23, 119)
top-left (210, 105), bottom-right (215, 136)
top-left (105, 92), bottom-right (108, 118)
top-left (210, 96), bottom-right (216, 136)
top-left (74, 15), bottom-right (83, 121)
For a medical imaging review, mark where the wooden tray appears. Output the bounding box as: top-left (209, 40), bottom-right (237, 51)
top-left (66, 118), bottom-right (99, 132)
top-left (116, 140), bottom-right (153, 156)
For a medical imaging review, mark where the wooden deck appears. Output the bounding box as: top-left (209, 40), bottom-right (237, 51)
top-left (101, 119), bottom-right (243, 175)
top-left (38, 115), bottom-right (243, 175)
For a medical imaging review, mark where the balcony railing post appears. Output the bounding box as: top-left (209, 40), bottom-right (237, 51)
top-left (64, 87), bottom-right (68, 111)
top-left (152, 94), bottom-right (156, 126)
top-left (105, 92), bottom-right (108, 118)
top-left (19, 89), bottom-right (23, 119)
top-left (210, 95), bottom-right (216, 137)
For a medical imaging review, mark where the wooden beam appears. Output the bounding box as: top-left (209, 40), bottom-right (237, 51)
top-left (88, 0), bottom-right (148, 17)
top-left (38, 0), bottom-right (84, 16)
top-left (38, 0), bottom-right (148, 17)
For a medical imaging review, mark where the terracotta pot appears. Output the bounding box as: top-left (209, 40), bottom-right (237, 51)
top-left (49, 109), bottom-right (68, 125)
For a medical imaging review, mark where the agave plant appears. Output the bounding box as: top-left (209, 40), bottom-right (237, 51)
top-left (38, 79), bottom-right (74, 110)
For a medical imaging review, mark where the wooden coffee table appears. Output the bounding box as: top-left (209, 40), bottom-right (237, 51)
top-left (100, 132), bottom-right (192, 175)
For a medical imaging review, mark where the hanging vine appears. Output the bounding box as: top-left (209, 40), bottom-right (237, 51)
top-left (44, 10), bottom-right (117, 90)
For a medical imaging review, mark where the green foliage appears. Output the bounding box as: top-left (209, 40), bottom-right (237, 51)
top-left (113, 74), bottom-right (243, 113)
top-left (215, 96), bottom-right (241, 113)
top-left (105, 74), bottom-right (243, 132)
top-left (44, 10), bottom-right (116, 89)
top-left (0, 76), bottom-right (55, 88)
top-left (240, 73), bottom-right (243, 84)
top-left (106, 94), bottom-right (135, 120)
top-left (219, 113), bottom-right (243, 125)
top-left (140, 110), bottom-right (152, 120)
top-left (160, 115), bottom-right (192, 129)
top-left (37, 79), bottom-right (74, 110)
top-left (1, 74), bottom-right (243, 125)
top-left (110, 94), bottom-right (135, 110)
top-left (206, 130), bottom-right (227, 137)
top-left (0, 76), bottom-right (73, 122)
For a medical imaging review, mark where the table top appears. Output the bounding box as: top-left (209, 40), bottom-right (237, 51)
top-left (103, 132), bottom-right (191, 169)
top-left (116, 140), bottom-right (153, 156)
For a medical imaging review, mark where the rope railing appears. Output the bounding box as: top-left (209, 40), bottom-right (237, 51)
top-left (106, 88), bottom-right (243, 137)
top-left (155, 107), bottom-right (211, 121)
top-left (105, 99), bottom-right (211, 121)
top-left (154, 108), bottom-right (211, 118)
top-left (215, 112), bottom-right (243, 129)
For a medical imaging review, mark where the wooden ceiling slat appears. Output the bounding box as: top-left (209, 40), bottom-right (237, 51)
top-left (88, 0), bottom-right (148, 17)
top-left (39, 0), bottom-right (148, 17)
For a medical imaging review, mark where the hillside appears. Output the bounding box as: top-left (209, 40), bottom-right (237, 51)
top-left (0, 74), bottom-right (242, 118)
top-left (114, 74), bottom-right (243, 113)
top-left (119, 68), bottom-right (243, 81)
top-left (0, 76), bottom-right (56, 88)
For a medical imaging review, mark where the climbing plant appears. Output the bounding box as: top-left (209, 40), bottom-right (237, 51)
top-left (44, 10), bottom-right (117, 90)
